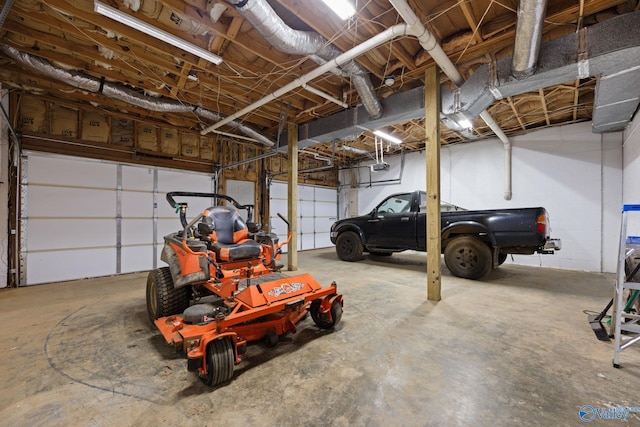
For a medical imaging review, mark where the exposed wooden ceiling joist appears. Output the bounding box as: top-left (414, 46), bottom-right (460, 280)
top-left (0, 0), bottom-right (636, 168)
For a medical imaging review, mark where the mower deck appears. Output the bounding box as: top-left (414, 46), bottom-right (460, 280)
top-left (147, 192), bottom-right (343, 387)
top-left (154, 273), bottom-right (337, 350)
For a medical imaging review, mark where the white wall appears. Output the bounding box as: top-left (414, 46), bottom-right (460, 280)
top-left (622, 111), bottom-right (640, 239)
top-left (340, 122), bottom-right (623, 273)
top-left (623, 111), bottom-right (640, 202)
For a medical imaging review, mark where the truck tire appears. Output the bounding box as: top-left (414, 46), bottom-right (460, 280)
top-left (335, 231), bottom-right (363, 261)
top-left (146, 267), bottom-right (191, 323)
top-left (444, 236), bottom-right (492, 280)
top-left (497, 253), bottom-right (508, 266)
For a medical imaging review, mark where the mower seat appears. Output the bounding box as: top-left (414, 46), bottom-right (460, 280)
top-left (202, 206), bottom-right (261, 262)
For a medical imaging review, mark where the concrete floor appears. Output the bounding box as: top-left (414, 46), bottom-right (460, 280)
top-left (0, 248), bottom-right (639, 426)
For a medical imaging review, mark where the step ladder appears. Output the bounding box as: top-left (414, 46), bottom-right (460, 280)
top-left (613, 204), bottom-right (640, 368)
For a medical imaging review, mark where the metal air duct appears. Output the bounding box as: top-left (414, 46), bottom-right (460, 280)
top-left (442, 10), bottom-right (640, 133)
top-left (511, 0), bottom-right (548, 79)
top-left (0, 45), bottom-right (275, 146)
top-left (223, 0), bottom-right (382, 119)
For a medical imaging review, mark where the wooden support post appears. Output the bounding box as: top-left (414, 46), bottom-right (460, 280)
top-left (425, 66), bottom-right (442, 301)
top-left (287, 123), bottom-right (298, 271)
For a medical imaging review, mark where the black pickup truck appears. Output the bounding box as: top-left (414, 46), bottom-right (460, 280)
top-left (329, 190), bottom-right (561, 280)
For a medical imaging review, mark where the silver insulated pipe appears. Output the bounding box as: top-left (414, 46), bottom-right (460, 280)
top-left (0, 45), bottom-right (275, 146)
top-left (224, 0), bottom-right (383, 119)
top-left (511, 0), bottom-right (548, 79)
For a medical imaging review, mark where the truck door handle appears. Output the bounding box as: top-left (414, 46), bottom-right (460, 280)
top-left (401, 217), bottom-right (409, 222)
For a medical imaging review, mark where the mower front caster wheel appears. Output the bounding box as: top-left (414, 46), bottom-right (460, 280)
top-left (199, 337), bottom-right (235, 387)
top-left (310, 296), bottom-right (343, 329)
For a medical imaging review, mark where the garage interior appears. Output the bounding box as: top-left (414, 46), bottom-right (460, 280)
top-left (1, 0), bottom-right (640, 425)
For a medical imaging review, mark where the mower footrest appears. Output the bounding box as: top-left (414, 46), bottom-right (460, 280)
top-left (285, 298), bottom-right (304, 310)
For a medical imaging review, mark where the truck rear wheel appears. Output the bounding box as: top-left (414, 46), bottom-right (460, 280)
top-left (497, 253), bottom-right (508, 266)
top-left (336, 231), bottom-right (363, 261)
top-left (146, 267), bottom-right (191, 323)
top-left (444, 236), bottom-right (492, 280)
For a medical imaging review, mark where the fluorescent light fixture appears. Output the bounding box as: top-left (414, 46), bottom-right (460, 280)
top-left (459, 119), bottom-right (472, 129)
top-left (322, 0), bottom-right (356, 20)
top-left (94, 1), bottom-right (223, 65)
top-left (374, 130), bottom-right (402, 144)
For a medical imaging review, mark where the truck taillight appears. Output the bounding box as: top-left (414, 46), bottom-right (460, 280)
top-left (537, 213), bottom-right (547, 234)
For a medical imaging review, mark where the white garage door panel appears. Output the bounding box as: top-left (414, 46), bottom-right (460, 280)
top-left (122, 166), bottom-right (154, 191)
top-left (315, 219), bottom-right (334, 234)
top-left (300, 217), bottom-right (315, 233)
top-left (270, 200), bottom-right (288, 218)
top-left (300, 201), bottom-right (314, 217)
top-left (122, 219), bottom-right (153, 246)
top-left (122, 191), bottom-right (153, 217)
top-left (315, 187), bottom-right (335, 202)
top-left (121, 246), bottom-right (153, 273)
top-left (22, 151), bottom-right (217, 285)
top-left (28, 156), bottom-right (116, 187)
top-left (26, 248), bottom-right (116, 284)
top-left (300, 185), bottom-right (314, 199)
top-left (268, 182), bottom-right (337, 251)
top-left (27, 219), bottom-right (115, 251)
top-left (270, 182), bottom-right (287, 198)
top-left (316, 232), bottom-right (332, 248)
top-left (158, 170), bottom-right (212, 193)
top-left (301, 233), bottom-right (315, 250)
top-left (315, 201), bottom-right (335, 218)
top-left (28, 186), bottom-right (115, 217)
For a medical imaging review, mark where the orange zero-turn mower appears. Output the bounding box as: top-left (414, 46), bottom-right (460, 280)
top-left (146, 192), bottom-right (343, 387)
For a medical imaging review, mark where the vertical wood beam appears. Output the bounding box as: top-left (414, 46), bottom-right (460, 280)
top-left (287, 123), bottom-right (298, 271)
top-left (425, 66), bottom-right (441, 301)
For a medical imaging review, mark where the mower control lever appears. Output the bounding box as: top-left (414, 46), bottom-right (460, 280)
top-left (276, 213), bottom-right (292, 249)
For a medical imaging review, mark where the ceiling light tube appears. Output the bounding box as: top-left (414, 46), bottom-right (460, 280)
top-left (321, 0), bottom-right (356, 20)
top-left (374, 130), bottom-right (402, 144)
top-left (94, 1), bottom-right (222, 65)
top-left (458, 119), bottom-right (472, 129)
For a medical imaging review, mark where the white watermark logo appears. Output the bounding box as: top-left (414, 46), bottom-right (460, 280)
top-left (579, 405), bottom-right (640, 422)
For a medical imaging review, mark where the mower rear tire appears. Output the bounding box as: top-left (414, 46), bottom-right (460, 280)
top-left (310, 296), bottom-right (343, 329)
top-left (336, 231), bottom-right (363, 262)
top-left (200, 337), bottom-right (235, 387)
top-left (146, 267), bottom-right (191, 323)
top-left (443, 236), bottom-right (492, 280)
